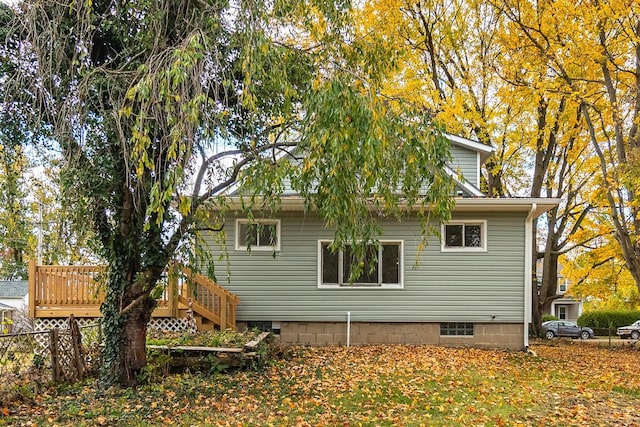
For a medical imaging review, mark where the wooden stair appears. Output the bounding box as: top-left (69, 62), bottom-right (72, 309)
top-left (175, 266), bottom-right (240, 331)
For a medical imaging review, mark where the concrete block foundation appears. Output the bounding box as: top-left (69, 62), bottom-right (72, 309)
top-left (239, 321), bottom-right (525, 350)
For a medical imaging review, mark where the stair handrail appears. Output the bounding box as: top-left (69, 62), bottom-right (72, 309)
top-left (176, 266), bottom-right (239, 330)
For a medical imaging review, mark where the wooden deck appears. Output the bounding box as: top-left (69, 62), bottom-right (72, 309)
top-left (28, 260), bottom-right (239, 330)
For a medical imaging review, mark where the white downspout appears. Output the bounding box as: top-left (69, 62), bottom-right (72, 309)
top-left (524, 204), bottom-right (537, 350)
top-left (346, 311), bottom-right (351, 347)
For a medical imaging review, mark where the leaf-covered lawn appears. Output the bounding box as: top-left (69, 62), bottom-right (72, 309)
top-left (2, 342), bottom-right (639, 426)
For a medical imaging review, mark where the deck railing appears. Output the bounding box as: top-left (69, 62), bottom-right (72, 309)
top-left (28, 260), bottom-right (238, 330)
top-left (29, 262), bottom-right (107, 318)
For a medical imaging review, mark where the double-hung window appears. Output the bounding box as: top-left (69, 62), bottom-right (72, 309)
top-left (559, 279), bottom-right (568, 293)
top-left (235, 219), bottom-right (280, 251)
top-left (318, 241), bottom-right (403, 288)
top-left (441, 220), bottom-right (487, 251)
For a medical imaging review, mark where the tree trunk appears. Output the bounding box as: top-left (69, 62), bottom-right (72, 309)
top-left (101, 266), bottom-right (158, 387)
top-left (536, 249), bottom-right (561, 325)
top-left (482, 157), bottom-right (505, 198)
top-left (539, 254), bottom-right (557, 315)
top-left (527, 98), bottom-right (562, 337)
top-left (531, 267), bottom-right (559, 337)
top-left (530, 290), bottom-right (542, 337)
top-left (118, 296), bottom-right (156, 386)
top-left (530, 208), bottom-right (562, 337)
top-left (619, 239), bottom-right (640, 293)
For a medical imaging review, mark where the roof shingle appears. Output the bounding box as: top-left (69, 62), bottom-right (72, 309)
top-left (0, 281), bottom-right (29, 298)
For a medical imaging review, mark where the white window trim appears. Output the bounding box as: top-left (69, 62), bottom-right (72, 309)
top-left (317, 240), bottom-right (404, 289)
top-left (235, 219), bottom-right (281, 251)
top-left (558, 278), bottom-right (568, 294)
top-left (440, 220), bottom-right (487, 252)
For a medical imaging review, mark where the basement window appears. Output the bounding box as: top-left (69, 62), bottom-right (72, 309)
top-left (440, 322), bottom-right (474, 336)
top-left (247, 321), bottom-right (280, 335)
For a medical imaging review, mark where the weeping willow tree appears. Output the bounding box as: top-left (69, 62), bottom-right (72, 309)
top-left (5, 0), bottom-right (454, 386)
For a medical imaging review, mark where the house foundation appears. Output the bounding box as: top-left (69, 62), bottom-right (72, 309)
top-left (238, 321), bottom-right (524, 350)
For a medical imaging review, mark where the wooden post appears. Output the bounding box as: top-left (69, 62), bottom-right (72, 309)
top-left (167, 264), bottom-right (176, 318)
top-left (49, 328), bottom-right (59, 383)
top-left (28, 259), bottom-right (37, 318)
top-left (220, 293), bottom-right (227, 330)
top-left (69, 315), bottom-right (85, 380)
top-left (229, 303), bottom-right (236, 329)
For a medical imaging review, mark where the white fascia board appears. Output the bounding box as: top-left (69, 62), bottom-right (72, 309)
top-left (444, 165), bottom-right (485, 197)
top-left (444, 133), bottom-right (495, 163)
top-left (452, 198), bottom-right (560, 218)
top-left (222, 196), bottom-right (561, 218)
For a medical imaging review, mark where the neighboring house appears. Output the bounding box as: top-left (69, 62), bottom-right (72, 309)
top-left (204, 134), bottom-right (560, 350)
top-left (0, 280), bottom-right (28, 311)
top-left (0, 281), bottom-right (28, 334)
top-left (0, 302), bottom-right (16, 333)
top-left (551, 283), bottom-right (583, 323)
top-left (536, 260), bottom-right (583, 323)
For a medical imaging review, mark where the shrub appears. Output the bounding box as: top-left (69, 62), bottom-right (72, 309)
top-left (1, 317), bottom-right (13, 334)
top-left (542, 314), bottom-right (558, 322)
top-left (577, 310), bottom-right (640, 328)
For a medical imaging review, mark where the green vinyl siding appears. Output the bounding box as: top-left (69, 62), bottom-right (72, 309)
top-left (450, 144), bottom-right (479, 187)
top-left (203, 211), bottom-right (527, 323)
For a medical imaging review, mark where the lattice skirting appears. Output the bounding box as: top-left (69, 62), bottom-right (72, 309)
top-left (34, 318), bottom-right (99, 331)
top-left (148, 318), bottom-right (188, 332)
top-left (34, 317), bottom-right (188, 332)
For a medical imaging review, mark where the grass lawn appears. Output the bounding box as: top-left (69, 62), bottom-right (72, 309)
top-left (2, 341), bottom-right (639, 426)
